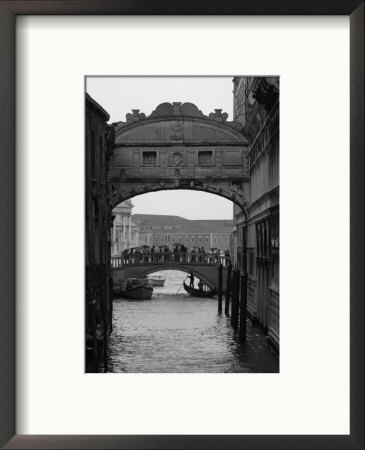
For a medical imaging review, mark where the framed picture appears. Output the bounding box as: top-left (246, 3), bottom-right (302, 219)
top-left (0, 1), bottom-right (363, 449)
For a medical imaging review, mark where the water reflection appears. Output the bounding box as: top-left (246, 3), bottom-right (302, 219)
top-left (107, 270), bottom-right (278, 373)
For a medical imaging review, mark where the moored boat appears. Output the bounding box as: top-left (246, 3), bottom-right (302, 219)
top-left (118, 278), bottom-right (153, 300)
top-left (147, 274), bottom-right (166, 286)
top-left (183, 282), bottom-right (216, 298)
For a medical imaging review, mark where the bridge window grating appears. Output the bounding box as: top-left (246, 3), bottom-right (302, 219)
top-left (198, 151), bottom-right (212, 166)
top-left (142, 151), bottom-right (157, 166)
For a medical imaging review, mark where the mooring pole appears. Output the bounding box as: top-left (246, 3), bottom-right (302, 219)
top-left (109, 276), bottom-right (113, 332)
top-left (218, 264), bottom-right (223, 313)
top-left (224, 264), bottom-right (232, 315)
top-left (231, 268), bottom-right (240, 329)
top-left (239, 272), bottom-right (248, 343)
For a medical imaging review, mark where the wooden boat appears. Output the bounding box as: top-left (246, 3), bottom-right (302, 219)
top-left (147, 274), bottom-right (166, 286)
top-left (183, 282), bottom-right (216, 298)
top-left (118, 278), bottom-right (153, 300)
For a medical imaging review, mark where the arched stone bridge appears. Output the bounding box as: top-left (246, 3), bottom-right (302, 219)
top-left (107, 101), bottom-right (249, 216)
top-left (111, 252), bottom-right (231, 290)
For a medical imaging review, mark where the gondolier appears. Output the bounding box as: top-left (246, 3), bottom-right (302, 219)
top-left (188, 271), bottom-right (194, 289)
top-left (183, 280), bottom-right (216, 298)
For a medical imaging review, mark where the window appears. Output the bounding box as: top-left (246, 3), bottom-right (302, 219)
top-left (185, 236), bottom-right (188, 242)
top-left (143, 151), bottom-right (157, 166)
top-left (206, 237), bottom-right (209, 243)
top-left (198, 151), bottom-right (212, 166)
top-left (192, 236), bottom-right (195, 243)
top-left (160, 236), bottom-right (163, 243)
top-left (155, 236), bottom-right (158, 243)
top-left (178, 236), bottom-right (182, 242)
top-left (172, 237), bottom-right (175, 243)
top-left (198, 236), bottom-right (202, 243)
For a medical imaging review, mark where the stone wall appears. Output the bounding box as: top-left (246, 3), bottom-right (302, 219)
top-left (85, 94), bottom-right (115, 372)
top-left (233, 77), bottom-right (279, 351)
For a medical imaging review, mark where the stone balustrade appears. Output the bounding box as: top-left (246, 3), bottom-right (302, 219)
top-left (111, 252), bottom-right (231, 268)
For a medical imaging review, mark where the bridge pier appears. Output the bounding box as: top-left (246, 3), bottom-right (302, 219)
top-left (231, 268), bottom-right (240, 329)
top-left (225, 264), bottom-right (232, 315)
top-left (218, 264), bottom-right (223, 313)
top-left (239, 273), bottom-right (248, 343)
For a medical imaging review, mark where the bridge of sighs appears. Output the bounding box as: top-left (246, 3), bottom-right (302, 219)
top-left (108, 101), bottom-right (249, 288)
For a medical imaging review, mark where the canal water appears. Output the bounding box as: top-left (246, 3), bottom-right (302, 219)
top-left (108, 270), bottom-right (279, 373)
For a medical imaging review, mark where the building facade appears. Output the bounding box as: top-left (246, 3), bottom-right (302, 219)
top-left (85, 94), bottom-right (114, 372)
top-left (111, 212), bottom-right (233, 252)
top-left (232, 77), bottom-right (279, 351)
top-left (111, 200), bottom-right (139, 255)
top-left (133, 214), bottom-right (233, 251)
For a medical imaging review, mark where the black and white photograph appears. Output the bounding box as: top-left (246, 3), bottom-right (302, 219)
top-left (85, 76), bottom-right (279, 373)
top-left (1, 6), bottom-right (361, 446)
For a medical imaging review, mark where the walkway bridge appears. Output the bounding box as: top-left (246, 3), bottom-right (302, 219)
top-left (112, 252), bottom-right (231, 290)
top-left (108, 101), bottom-right (249, 213)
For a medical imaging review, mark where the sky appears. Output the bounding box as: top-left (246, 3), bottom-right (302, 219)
top-left (86, 77), bottom-right (235, 220)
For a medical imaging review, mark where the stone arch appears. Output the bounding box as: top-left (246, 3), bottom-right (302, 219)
top-left (109, 183), bottom-right (248, 220)
top-left (121, 265), bottom-right (220, 289)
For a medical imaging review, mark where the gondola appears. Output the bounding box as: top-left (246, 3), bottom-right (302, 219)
top-left (183, 282), bottom-right (216, 298)
top-left (114, 278), bottom-right (153, 300)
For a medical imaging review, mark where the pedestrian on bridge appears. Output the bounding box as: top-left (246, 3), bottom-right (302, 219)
top-left (181, 244), bottom-right (187, 262)
top-left (154, 245), bottom-right (160, 262)
top-left (173, 245), bottom-right (179, 262)
top-left (164, 245), bottom-right (170, 262)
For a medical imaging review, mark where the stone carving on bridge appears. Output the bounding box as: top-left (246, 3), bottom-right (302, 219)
top-left (114, 102), bottom-right (243, 132)
top-left (125, 109), bottom-right (146, 123)
top-left (229, 180), bottom-right (246, 203)
top-left (170, 123), bottom-right (184, 141)
top-left (209, 109), bottom-right (229, 123)
top-left (173, 152), bottom-right (183, 166)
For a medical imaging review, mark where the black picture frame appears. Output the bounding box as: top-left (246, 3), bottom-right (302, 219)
top-left (0, 1), bottom-right (363, 449)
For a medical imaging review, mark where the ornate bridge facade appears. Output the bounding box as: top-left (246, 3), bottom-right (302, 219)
top-left (111, 252), bottom-right (231, 289)
top-left (107, 101), bottom-right (249, 215)
top-left (108, 101), bottom-right (249, 291)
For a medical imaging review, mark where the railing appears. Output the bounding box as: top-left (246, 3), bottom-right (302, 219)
top-left (111, 251), bottom-right (231, 268)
